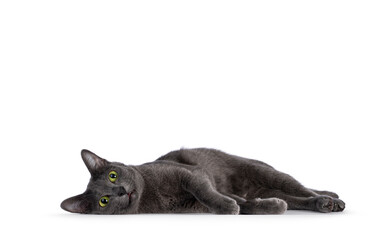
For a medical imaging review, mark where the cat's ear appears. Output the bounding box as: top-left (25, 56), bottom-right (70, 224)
top-left (81, 149), bottom-right (108, 174)
top-left (61, 193), bottom-right (92, 214)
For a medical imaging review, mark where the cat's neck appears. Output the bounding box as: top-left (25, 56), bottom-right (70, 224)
top-left (125, 165), bottom-right (146, 214)
top-left (132, 164), bottom-right (166, 213)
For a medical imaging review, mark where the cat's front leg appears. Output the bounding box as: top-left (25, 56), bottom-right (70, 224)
top-left (183, 173), bottom-right (240, 214)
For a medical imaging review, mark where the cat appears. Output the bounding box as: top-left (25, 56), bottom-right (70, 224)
top-left (61, 148), bottom-right (345, 214)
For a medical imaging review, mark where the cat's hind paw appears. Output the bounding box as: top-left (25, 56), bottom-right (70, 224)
top-left (313, 196), bottom-right (345, 213)
top-left (315, 196), bottom-right (334, 213)
top-left (332, 198), bottom-right (345, 212)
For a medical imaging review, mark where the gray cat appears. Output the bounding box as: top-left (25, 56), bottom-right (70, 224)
top-left (61, 148), bottom-right (345, 214)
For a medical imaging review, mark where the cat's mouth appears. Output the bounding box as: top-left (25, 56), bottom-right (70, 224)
top-left (127, 190), bottom-right (135, 198)
top-left (126, 190), bottom-right (136, 208)
top-left (127, 190), bottom-right (136, 202)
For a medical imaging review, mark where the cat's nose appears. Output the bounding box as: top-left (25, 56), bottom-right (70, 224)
top-left (116, 186), bottom-right (127, 196)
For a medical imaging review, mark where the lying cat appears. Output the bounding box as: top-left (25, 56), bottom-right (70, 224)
top-left (61, 148), bottom-right (345, 214)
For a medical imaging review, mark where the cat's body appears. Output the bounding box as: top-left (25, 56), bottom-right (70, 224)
top-left (61, 148), bottom-right (345, 214)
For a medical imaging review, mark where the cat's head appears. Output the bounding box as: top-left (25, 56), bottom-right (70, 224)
top-left (61, 150), bottom-right (143, 214)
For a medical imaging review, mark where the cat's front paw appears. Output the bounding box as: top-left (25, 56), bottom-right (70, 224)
top-left (257, 198), bottom-right (287, 214)
top-left (228, 201), bottom-right (241, 215)
top-left (266, 198), bottom-right (288, 214)
top-left (239, 198), bottom-right (287, 214)
top-left (214, 198), bottom-right (240, 215)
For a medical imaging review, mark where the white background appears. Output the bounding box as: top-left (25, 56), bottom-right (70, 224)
top-left (1, 0), bottom-right (387, 239)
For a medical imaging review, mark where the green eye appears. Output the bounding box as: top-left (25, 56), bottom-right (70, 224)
top-left (108, 170), bottom-right (118, 183)
top-left (99, 196), bottom-right (109, 207)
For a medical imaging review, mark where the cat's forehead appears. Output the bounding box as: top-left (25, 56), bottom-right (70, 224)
top-left (104, 161), bottom-right (126, 171)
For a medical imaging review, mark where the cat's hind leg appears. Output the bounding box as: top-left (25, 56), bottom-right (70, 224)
top-left (309, 189), bottom-right (339, 198)
top-left (252, 166), bottom-right (344, 212)
top-left (258, 189), bottom-right (345, 213)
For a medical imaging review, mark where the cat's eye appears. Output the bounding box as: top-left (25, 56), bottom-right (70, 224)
top-left (99, 196), bottom-right (109, 207)
top-left (108, 170), bottom-right (118, 183)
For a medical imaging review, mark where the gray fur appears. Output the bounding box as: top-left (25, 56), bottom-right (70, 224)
top-left (61, 148), bottom-right (345, 214)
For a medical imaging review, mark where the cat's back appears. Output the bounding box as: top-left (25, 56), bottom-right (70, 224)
top-left (156, 148), bottom-right (273, 170)
top-left (156, 148), bottom-right (227, 166)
